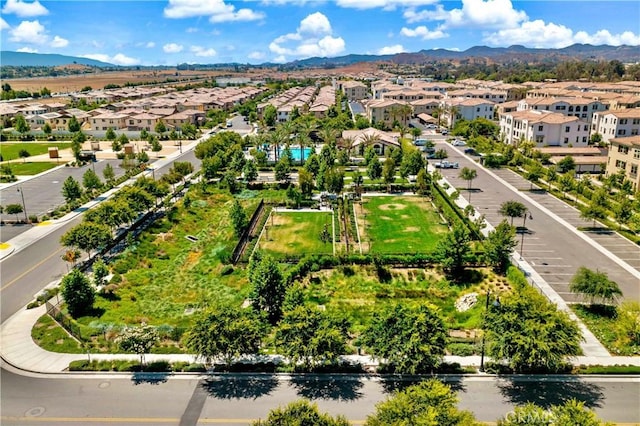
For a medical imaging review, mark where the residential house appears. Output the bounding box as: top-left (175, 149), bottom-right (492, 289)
top-left (341, 127), bottom-right (400, 156)
top-left (500, 110), bottom-right (590, 147)
top-left (364, 99), bottom-right (412, 129)
top-left (339, 80), bottom-right (368, 101)
top-left (441, 98), bottom-right (495, 127)
top-left (605, 135), bottom-right (640, 190)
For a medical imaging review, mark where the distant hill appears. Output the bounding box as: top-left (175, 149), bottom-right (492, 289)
top-left (0, 51), bottom-right (114, 67)
top-left (288, 44), bottom-right (640, 68)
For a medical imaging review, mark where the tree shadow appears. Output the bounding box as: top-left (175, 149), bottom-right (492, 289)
top-left (380, 375), bottom-right (465, 395)
top-left (497, 376), bottom-right (605, 409)
top-left (201, 374), bottom-right (279, 400)
top-left (131, 371), bottom-right (172, 385)
top-left (290, 375), bottom-right (364, 401)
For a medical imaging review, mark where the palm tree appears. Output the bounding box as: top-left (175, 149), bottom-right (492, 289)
top-left (269, 128), bottom-right (287, 162)
top-left (342, 136), bottom-right (356, 161)
top-left (459, 167), bottom-right (477, 202)
top-left (433, 105), bottom-right (444, 128)
top-left (395, 124), bottom-right (409, 141)
top-left (361, 132), bottom-right (381, 155)
top-left (447, 105), bottom-right (460, 128)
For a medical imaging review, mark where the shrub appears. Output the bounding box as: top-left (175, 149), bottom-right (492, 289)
top-left (220, 265), bottom-right (234, 276)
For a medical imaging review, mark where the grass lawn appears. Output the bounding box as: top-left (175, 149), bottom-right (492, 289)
top-left (6, 161), bottom-right (59, 175)
top-left (32, 314), bottom-right (84, 353)
top-left (0, 142), bottom-right (72, 160)
top-left (258, 210), bottom-right (334, 258)
top-left (358, 196), bottom-right (448, 254)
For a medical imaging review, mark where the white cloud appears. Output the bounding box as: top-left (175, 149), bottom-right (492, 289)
top-left (485, 20), bottom-right (640, 48)
top-left (299, 12), bottom-right (332, 35)
top-left (261, 0), bottom-right (318, 5)
top-left (163, 43), bottom-right (184, 53)
top-left (17, 46), bottom-right (38, 53)
top-left (186, 27), bottom-right (198, 33)
top-left (400, 25), bottom-right (447, 40)
top-left (164, 0), bottom-right (264, 23)
top-left (248, 51), bottom-right (266, 60)
top-left (574, 29), bottom-right (640, 46)
top-left (273, 55), bottom-right (287, 63)
top-left (80, 53), bottom-right (140, 66)
top-left (2, 0), bottom-right (48, 17)
top-left (51, 35), bottom-right (68, 48)
top-left (9, 19), bottom-right (47, 44)
top-left (337, 0), bottom-right (437, 10)
top-left (404, 0), bottom-right (527, 29)
top-left (0, 17), bottom-right (9, 30)
top-left (146, 41), bottom-right (156, 48)
top-left (190, 45), bottom-right (217, 57)
top-left (269, 12), bottom-right (346, 59)
top-left (377, 44), bottom-right (405, 55)
top-left (112, 53), bottom-right (140, 66)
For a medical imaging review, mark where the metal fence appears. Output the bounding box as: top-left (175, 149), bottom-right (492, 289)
top-left (45, 300), bottom-right (84, 342)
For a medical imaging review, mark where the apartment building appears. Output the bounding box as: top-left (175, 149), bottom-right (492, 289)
top-left (441, 98), bottom-right (495, 127)
top-left (339, 80), bottom-right (368, 101)
top-left (605, 135), bottom-right (640, 190)
top-left (517, 97), bottom-right (608, 123)
top-left (364, 99), bottom-right (412, 128)
top-left (591, 109), bottom-right (640, 143)
top-left (500, 110), bottom-right (590, 147)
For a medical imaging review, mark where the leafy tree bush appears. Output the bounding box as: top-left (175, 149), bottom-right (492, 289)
top-left (61, 269), bottom-right (95, 318)
top-left (253, 400), bottom-right (349, 426)
top-left (570, 267), bottom-right (622, 306)
top-left (360, 304), bottom-right (447, 374)
top-left (229, 199), bottom-right (248, 238)
top-left (366, 379), bottom-right (479, 426)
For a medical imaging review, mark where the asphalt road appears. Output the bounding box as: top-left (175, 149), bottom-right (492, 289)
top-left (1, 369), bottom-right (638, 425)
top-left (433, 141), bottom-right (640, 303)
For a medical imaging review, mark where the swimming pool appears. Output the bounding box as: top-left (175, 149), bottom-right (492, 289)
top-left (261, 145), bottom-right (313, 161)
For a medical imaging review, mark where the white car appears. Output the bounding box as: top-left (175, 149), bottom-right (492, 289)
top-left (452, 140), bottom-right (466, 146)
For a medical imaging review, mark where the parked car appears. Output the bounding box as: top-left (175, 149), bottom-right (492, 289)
top-left (434, 160), bottom-right (459, 169)
top-left (464, 148), bottom-right (478, 155)
top-left (452, 139), bottom-right (466, 146)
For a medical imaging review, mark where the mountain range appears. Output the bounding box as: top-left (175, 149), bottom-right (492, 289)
top-left (2, 44), bottom-right (638, 68)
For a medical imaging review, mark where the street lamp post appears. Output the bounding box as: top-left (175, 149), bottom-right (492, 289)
top-left (17, 186), bottom-right (28, 223)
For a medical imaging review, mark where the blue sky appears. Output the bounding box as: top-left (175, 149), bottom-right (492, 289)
top-left (1, 0), bottom-right (639, 66)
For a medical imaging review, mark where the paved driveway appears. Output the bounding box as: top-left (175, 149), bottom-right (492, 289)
top-left (433, 141), bottom-right (639, 303)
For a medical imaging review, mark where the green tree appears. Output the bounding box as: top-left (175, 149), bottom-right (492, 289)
top-left (275, 157), bottom-right (291, 183)
top-left (382, 157), bottom-right (396, 192)
top-left (242, 159), bottom-right (258, 182)
top-left (485, 285), bottom-right (582, 373)
top-left (324, 167), bottom-right (345, 194)
top-left (497, 403), bottom-right (551, 426)
top-left (366, 379), bottom-right (479, 426)
top-left (253, 400), bottom-right (349, 426)
top-left (525, 163), bottom-right (544, 190)
top-left (92, 258), bottom-right (109, 287)
top-left (298, 168), bottom-right (314, 198)
top-left (42, 122), bottom-right (52, 136)
top-left (570, 266), bottom-right (622, 306)
top-left (5, 203), bottom-right (24, 222)
top-left (360, 304), bottom-right (447, 374)
top-left (62, 176), bottom-right (83, 203)
top-left (459, 167), bottom-right (477, 202)
top-left (105, 127), bottom-right (116, 141)
top-left (186, 306), bottom-right (267, 367)
top-left (580, 202), bottom-right (607, 228)
top-left (263, 105), bottom-right (277, 127)
top-left (498, 200), bottom-right (527, 226)
top-left (71, 131), bottom-right (86, 162)
top-left (150, 136), bottom-right (162, 157)
top-left (434, 224), bottom-right (474, 279)
top-left (68, 115), bottom-right (81, 132)
top-left (367, 159), bottom-right (382, 181)
top-left (615, 198), bottom-right (634, 229)
top-left (230, 199), bottom-right (248, 238)
top-left (416, 169), bottom-right (431, 196)
top-left (102, 163), bottom-right (115, 183)
top-left (60, 222), bottom-right (112, 257)
top-left (14, 114), bottom-right (30, 135)
top-left (155, 120), bottom-right (166, 135)
top-left (275, 306), bottom-right (350, 370)
top-left (497, 399), bottom-right (612, 426)
top-left (399, 149), bottom-right (424, 178)
top-left (484, 220), bottom-right (517, 274)
top-left (18, 148), bottom-right (30, 163)
top-left (249, 254), bottom-right (286, 324)
top-left (116, 325), bottom-right (159, 365)
top-left (287, 185), bottom-right (303, 209)
top-left (558, 172), bottom-right (575, 199)
top-left (82, 169), bottom-right (102, 193)
top-left (61, 269), bottom-right (95, 318)
top-left (557, 155), bottom-right (576, 173)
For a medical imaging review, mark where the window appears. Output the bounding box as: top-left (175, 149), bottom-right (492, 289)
top-left (582, 114), bottom-right (587, 118)
top-left (618, 129), bottom-right (627, 136)
top-left (620, 119), bottom-right (628, 125)
top-left (536, 136), bottom-right (544, 143)
top-left (634, 149), bottom-right (640, 159)
top-left (569, 106), bottom-right (574, 112)
top-left (583, 125), bottom-right (588, 131)
top-left (538, 125), bottom-right (543, 131)
top-left (582, 137), bottom-right (587, 143)
top-left (565, 126), bottom-right (570, 132)
top-left (631, 164), bottom-right (638, 176)
top-left (564, 137), bottom-right (569, 144)
top-left (618, 145), bottom-right (629, 154)
top-left (615, 160), bottom-right (627, 169)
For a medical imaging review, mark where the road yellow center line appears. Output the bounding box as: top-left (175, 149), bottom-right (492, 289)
top-left (0, 246), bottom-right (66, 291)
